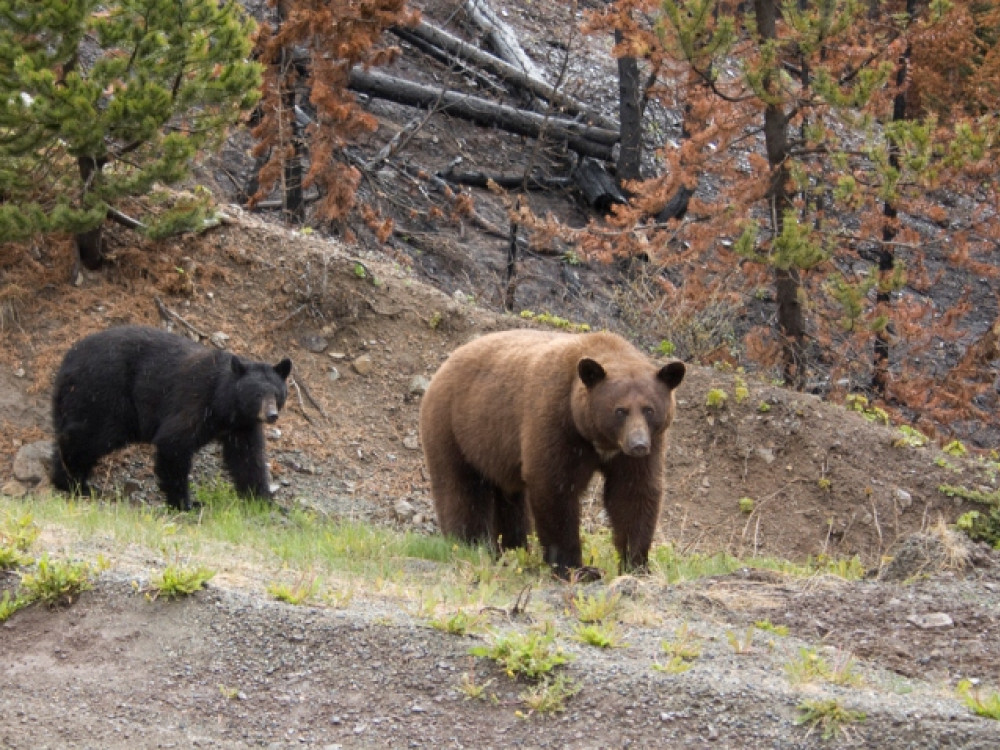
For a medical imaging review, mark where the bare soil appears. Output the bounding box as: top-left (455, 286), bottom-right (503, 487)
top-left (3, 0), bottom-right (1000, 745)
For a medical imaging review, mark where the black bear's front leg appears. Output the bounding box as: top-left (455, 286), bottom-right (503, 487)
top-left (221, 427), bottom-right (271, 499)
top-left (153, 439), bottom-right (197, 511)
top-left (602, 453), bottom-right (663, 573)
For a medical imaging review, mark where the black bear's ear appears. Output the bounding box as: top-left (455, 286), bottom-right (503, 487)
top-left (578, 358), bottom-right (606, 389)
top-left (657, 361), bottom-right (685, 390)
top-left (274, 358), bottom-right (292, 380)
top-left (231, 356), bottom-right (247, 377)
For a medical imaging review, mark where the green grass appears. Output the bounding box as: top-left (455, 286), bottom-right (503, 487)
top-left (148, 563), bottom-right (215, 600)
top-left (0, 486), bottom-right (871, 619)
top-left (957, 680), bottom-right (1000, 719)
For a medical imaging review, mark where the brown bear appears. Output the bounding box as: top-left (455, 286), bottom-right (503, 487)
top-left (419, 329), bottom-right (685, 579)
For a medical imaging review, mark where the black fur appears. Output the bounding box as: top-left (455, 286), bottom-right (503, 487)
top-left (50, 326), bottom-right (292, 510)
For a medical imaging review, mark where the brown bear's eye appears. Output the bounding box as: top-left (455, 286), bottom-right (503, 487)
top-left (642, 406), bottom-right (654, 418)
top-left (615, 407), bottom-right (628, 419)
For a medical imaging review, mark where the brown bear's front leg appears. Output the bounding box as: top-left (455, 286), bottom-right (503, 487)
top-left (601, 453), bottom-right (664, 573)
top-left (525, 458), bottom-right (602, 581)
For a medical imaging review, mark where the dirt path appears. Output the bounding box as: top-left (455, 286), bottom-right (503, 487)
top-left (3, 571), bottom-right (999, 749)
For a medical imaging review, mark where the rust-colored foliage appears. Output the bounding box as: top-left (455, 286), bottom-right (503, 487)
top-left (553, 0), bottom-right (1000, 439)
top-left (252, 0), bottom-right (418, 222)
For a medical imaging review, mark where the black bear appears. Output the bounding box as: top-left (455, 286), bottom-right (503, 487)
top-left (419, 329), bottom-right (685, 580)
top-left (51, 326), bottom-right (292, 510)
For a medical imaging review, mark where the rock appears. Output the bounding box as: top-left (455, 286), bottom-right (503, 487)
top-left (402, 436), bottom-right (420, 451)
top-left (209, 331), bottom-right (230, 349)
top-left (907, 612), bottom-right (954, 629)
top-left (756, 447), bottom-right (775, 465)
top-left (13, 440), bottom-right (54, 484)
top-left (328, 366), bottom-right (341, 382)
top-left (394, 499), bottom-right (415, 519)
top-left (895, 488), bottom-right (913, 508)
top-left (408, 375), bottom-right (431, 395)
top-left (1, 479), bottom-right (28, 498)
top-left (352, 354), bottom-right (373, 376)
top-left (300, 333), bottom-right (328, 354)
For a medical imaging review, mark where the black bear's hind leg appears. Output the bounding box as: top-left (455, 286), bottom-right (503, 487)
top-left (221, 428), bottom-right (271, 499)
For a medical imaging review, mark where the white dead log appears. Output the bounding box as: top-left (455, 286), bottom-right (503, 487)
top-left (393, 20), bottom-right (619, 132)
top-left (464, 0), bottom-right (545, 82)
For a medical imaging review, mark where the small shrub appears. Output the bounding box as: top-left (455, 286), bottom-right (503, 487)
top-left (471, 628), bottom-right (572, 680)
top-left (943, 440), bottom-right (967, 457)
top-left (0, 513), bottom-right (39, 569)
top-left (893, 425), bottom-right (929, 448)
top-left (795, 699), bottom-right (866, 740)
top-left (754, 619), bottom-right (789, 636)
top-left (845, 394), bottom-right (889, 425)
top-left (518, 674), bottom-right (580, 715)
top-left (706, 388), bottom-right (728, 409)
top-left (726, 626), bottom-right (755, 654)
top-left (572, 623), bottom-right (625, 649)
top-left (957, 680), bottom-right (1000, 719)
top-left (0, 590), bottom-right (28, 622)
top-left (652, 655), bottom-right (694, 674)
top-left (459, 671), bottom-right (495, 701)
top-left (148, 564), bottom-right (215, 600)
top-left (19, 555), bottom-right (96, 607)
top-left (785, 647), bottom-right (862, 686)
top-left (733, 375), bottom-right (749, 404)
top-left (757, 400), bottom-right (771, 413)
top-left (569, 589), bottom-right (621, 623)
top-left (655, 339), bottom-right (676, 357)
top-left (430, 609), bottom-right (482, 636)
top-left (817, 477), bottom-right (832, 492)
top-left (267, 577), bottom-right (320, 606)
top-left (738, 497), bottom-right (755, 514)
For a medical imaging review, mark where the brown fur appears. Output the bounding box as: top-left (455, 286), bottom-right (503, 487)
top-left (419, 329), bottom-right (684, 578)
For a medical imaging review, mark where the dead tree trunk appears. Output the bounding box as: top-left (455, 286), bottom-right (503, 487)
top-left (615, 28), bottom-right (642, 182)
top-left (347, 68), bottom-right (618, 160)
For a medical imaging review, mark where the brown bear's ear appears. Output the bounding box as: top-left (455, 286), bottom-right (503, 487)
top-left (274, 358), bottom-right (292, 380)
top-left (578, 358), bottom-right (606, 388)
top-left (231, 356), bottom-right (247, 377)
top-left (657, 361), bottom-right (685, 390)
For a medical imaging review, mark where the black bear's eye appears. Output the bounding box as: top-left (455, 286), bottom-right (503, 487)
top-left (615, 407), bottom-right (628, 419)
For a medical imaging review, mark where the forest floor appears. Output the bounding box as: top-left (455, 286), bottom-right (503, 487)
top-left (3, 0), bottom-right (1000, 746)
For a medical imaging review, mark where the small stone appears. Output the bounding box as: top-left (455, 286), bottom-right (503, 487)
top-left (328, 366), bottom-right (341, 382)
top-left (14, 368), bottom-right (26, 378)
top-left (1, 480), bottom-right (28, 498)
top-left (394, 499), bottom-right (415, 519)
top-left (895, 488), bottom-right (913, 508)
top-left (756, 447), bottom-right (775, 465)
top-left (907, 612), bottom-right (953, 629)
top-left (409, 375), bottom-right (431, 395)
top-left (209, 331), bottom-right (230, 349)
top-left (412, 514), bottom-right (424, 525)
top-left (352, 354), bottom-right (373, 376)
top-left (402, 436), bottom-right (420, 451)
top-left (268, 483), bottom-right (280, 495)
top-left (300, 333), bottom-right (328, 354)
top-left (13, 440), bottom-right (54, 484)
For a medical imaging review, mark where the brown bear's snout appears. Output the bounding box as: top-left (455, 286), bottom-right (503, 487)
top-left (623, 421), bottom-right (652, 457)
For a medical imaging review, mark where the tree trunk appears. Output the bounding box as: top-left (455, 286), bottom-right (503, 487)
top-left (74, 156), bottom-right (105, 270)
top-left (615, 28), bottom-right (642, 182)
top-left (872, 0), bottom-right (915, 395)
top-left (754, 0), bottom-right (806, 386)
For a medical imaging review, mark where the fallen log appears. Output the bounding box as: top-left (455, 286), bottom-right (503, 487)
top-left (464, 0), bottom-right (544, 81)
top-left (391, 20), bottom-right (619, 132)
top-left (574, 157), bottom-right (627, 212)
top-left (348, 68), bottom-right (618, 160)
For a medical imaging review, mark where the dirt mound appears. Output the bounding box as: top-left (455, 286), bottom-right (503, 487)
top-left (1, 207), bottom-right (990, 565)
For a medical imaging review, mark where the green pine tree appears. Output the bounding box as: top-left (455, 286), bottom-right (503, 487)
top-left (0, 0), bottom-right (261, 268)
